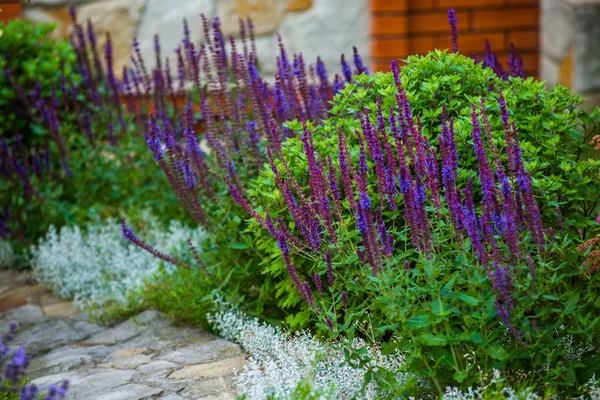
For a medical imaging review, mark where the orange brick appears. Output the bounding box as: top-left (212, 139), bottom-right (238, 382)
top-left (520, 52), bottom-right (539, 71)
top-left (507, 0), bottom-right (539, 4)
top-left (472, 8), bottom-right (539, 30)
top-left (411, 0), bottom-right (434, 10)
top-left (408, 10), bottom-right (469, 33)
top-left (371, 15), bottom-right (408, 35)
top-left (507, 30), bottom-right (539, 50)
top-left (437, 31), bottom-right (504, 53)
top-left (0, 4), bottom-right (22, 22)
top-left (437, 0), bottom-right (503, 7)
top-left (372, 58), bottom-right (407, 72)
top-left (372, 38), bottom-right (409, 58)
top-left (409, 35), bottom-right (436, 55)
top-left (370, 0), bottom-right (408, 12)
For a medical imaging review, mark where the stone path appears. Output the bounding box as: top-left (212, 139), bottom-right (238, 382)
top-left (0, 270), bottom-right (244, 399)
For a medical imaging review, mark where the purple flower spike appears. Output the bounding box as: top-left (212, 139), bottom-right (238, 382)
top-left (326, 317), bottom-right (333, 330)
top-left (447, 9), bottom-right (459, 53)
top-left (341, 291), bottom-right (348, 308)
top-left (340, 54), bottom-right (353, 83)
top-left (326, 249), bottom-right (335, 286)
top-left (314, 273), bottom-right (323, 298)
top-left (353, 46), bottom-right (369, 75)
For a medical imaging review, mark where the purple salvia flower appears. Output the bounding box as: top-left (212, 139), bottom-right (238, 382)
top-left (368, 101), bottom-right (390, 206)
top-left (463, 178), bottom-right (484, 262)
top-left (277, 232), bottom-right (305, 299)
top-left (86, 18), bottom-right (103, 80)
top-left (382, 110), bottom-right (398, 210)
top-left (316, 56), bottom-right (328, 91)
top-left (326, 249), bottom-right (334, 286)
top-left (353, 46), bottom-right (369, 75)
top-left (499, 175), bottom-right (520, 260)
top-left (338, 127), bottom-right (356, 210)
top-left (302, 281), bottom-right (316, 309)
top-left (470, 104), bottom-right (499, 216)
top-left (375, 208), bottom-right (394, 255)
top-left (326, 317), bottom-right (333, 330)
top-left (493, 265), bottom-right (514, 311)
top-left (403, 259), bottom-right (410, 271)
top-left (332, 73), bottom-right (343, 94)
top-left (121, 221), bottom-right (187, 267)
top-left (447, 9), bottom-right (459, 53)
top-left (341, 291), bottom-right (348, 308)
top-left (182, 158), bottom-right (197, 189)
top-left (314, 273), bottom-right (323, 298)
top-left (327, 155), bottom-right (342, 217)
top-left (340, 54), bottom-right (352, 83)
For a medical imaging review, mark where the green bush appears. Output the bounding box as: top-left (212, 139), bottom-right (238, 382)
top-left (240, 51), bottom-right (600, 395)
top-left (248, 51), bottom-right (600, 315)
top-left (0, 20), bottom-right (78, 146)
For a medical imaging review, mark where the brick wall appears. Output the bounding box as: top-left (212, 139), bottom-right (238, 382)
top-left (370, 0), bottom-right (540, 77)
top-left (0, 0), bottom-right (23, 23)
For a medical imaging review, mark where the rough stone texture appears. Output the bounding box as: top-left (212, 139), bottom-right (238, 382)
top-left (275, 0), bottom-right (370, 77)
top-left (12, 318), bottom-right (103, 356)
top-left (582, 91), bottom-right (600, 111)
top-left (84, 319), bottom-right (143, 345)
top-left (1, 272), bottom-right (245, 399)
top-left (160, 339), bottom-right (242, 364)
top-left (168, 356), bottom-right (245, 379)
top-left (573, 6), bottom-right (600, 92)
top-left (540, 0), bottom-right (600, 108)
top-left (23, 0), bottom-right (371, 81)
top-left (217, 0), bottom-right (288, 36)
top-left (22, 7), bottom-right (74, 40)
top-left (541, 0), bottom-right (574, 62)
top-left (78, 0), bottom-right (144, 71)
top-left (136, 0), bottom-right (215, 70)
top-left (0, 304), bottom-right (45, 328)
top-left (42, 301), bottom-right (78, 317)
top-left (287, 0), bottom-right (313, 12)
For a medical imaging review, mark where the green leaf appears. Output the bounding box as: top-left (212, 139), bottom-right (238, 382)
top-left (564, 292), bottom-right (580, 315)
top-left (453, 370), bottom-right (468, 383)
top-left (484, 344), bottom-right (508, 360)
top-left (225, 243), bottom-right (250, 250)
top-left (405, 315), bottom-right (431, 330)
top-left (456, 292), bottom-right (479, 306)
top-left (416, 333), bottom-right (448, 346)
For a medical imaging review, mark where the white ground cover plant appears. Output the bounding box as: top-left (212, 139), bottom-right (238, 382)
top-left (210, 300), bottom-right (600, 400)
top-left (0, 239), bottom-right (18, 268)
top-left (208, 299), bottom-right (412, 400)
top-left (30, 212), bottom-right (206, 308)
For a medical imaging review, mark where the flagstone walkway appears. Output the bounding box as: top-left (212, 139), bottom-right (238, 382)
top-left (0, 270), bottom-right (243, 400)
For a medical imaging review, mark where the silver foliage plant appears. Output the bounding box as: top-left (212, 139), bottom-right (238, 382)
top-left (0, 240), bottom-right (18, 268)
top-left (208, 299), bottom-right (411, 400)
top-left (30, 212), bottom-right (206, 308)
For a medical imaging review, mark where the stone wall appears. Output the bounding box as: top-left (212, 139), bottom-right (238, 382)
top-left (541, 0), bottom-right (600, 110)
top-left (23, 0), bottom-right (370, 78)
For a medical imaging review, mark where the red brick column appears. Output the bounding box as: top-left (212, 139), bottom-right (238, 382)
top-left (370, 0), bottom-right (540, 77)
top-left (0, 0), bottom-right (23, 23)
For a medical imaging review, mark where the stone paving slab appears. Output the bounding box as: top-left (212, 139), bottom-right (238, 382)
top-left (1, 270), bottom-right (244, 399)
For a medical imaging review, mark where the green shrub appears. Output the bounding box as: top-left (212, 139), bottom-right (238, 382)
top-left (0, 20), bottom-right (78, 145)
top-left (240, 51), bottom-right (600, 395)
top-left (247, 51), bottom-right (600, 315)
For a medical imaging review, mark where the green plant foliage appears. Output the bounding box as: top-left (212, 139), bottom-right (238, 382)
top-left (0, 19), bottom-right (78, 145)
top-left (242, 51), bottom-right (600, 395)
top-left (0, 132), bottom-right (183, 255)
